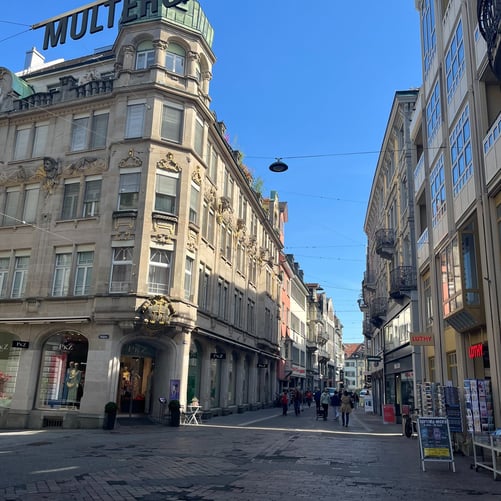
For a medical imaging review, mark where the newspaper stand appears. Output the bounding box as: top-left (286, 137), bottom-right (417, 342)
top-left (417, 416), bottom-right (455, 472)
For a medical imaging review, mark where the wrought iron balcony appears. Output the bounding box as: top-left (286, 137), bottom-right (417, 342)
top-left (370, 297), bottom-right (387, 328)
top-left (389, 266), bottom-right (417, 299)
top-left (375, 228), bottom-right (395, 260)
top-left (362, 271), bottom-right (376, 291)
top-left (363, 320), bottom-right (374, 339)
top-left (478, 0), bottom-right (501, 79)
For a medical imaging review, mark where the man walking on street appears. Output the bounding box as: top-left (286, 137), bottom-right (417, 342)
top-left (331, 390), bottom-right (341, 421)
top-left (320, 388), bottom-right (330, 421)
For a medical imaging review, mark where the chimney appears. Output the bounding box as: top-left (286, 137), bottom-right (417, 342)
top-left (24, 47), bottom-right (45, 71)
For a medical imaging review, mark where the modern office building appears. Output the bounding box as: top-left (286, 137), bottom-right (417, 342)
top-left (0, 1), bottom-right (286, 429)
top-left (409, 0), bottom-right (501, 433)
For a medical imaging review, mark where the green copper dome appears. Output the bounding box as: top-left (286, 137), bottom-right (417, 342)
top-left (121, 0), bottom-right (214, 48)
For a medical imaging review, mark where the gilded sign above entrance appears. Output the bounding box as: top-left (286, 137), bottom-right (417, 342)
top-left (32, 0), bottom-right (190, 50)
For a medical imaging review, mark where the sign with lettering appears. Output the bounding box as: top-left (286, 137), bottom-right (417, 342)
top-left (33, 0), bottom-right (190, 50)
top-left (257, 363), bottom-right (268, 368)
top-left (469, 343), bottom-right (483, 359)
top-left (12, 340), bottom-right (29, 349)
top-left (210, 353), bottom-right (226, 360)
top-left (417, 417), bottom-right (455, 472)
top-left (410, 333), bottom-right (435, 346)
top-left (98, 334), bottom-right (110, 339)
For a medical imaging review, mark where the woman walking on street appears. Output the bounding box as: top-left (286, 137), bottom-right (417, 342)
top-left (340, 390), bottom-right (353, 427)
top-left (320, 388), bottom-right (330, 420)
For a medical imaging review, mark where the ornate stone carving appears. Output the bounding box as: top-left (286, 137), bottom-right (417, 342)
top-left (118, 149), bottom-right (142, 168)
top-left (192, 165), bottom-right (202, 185)
top-left (186, 229), bottom-right (198, 252)
top-left (152, 231), bottom-right (174, 245)
top-left (157, 152), bottom-right (181, 172)
top-left (136, 295), bottom-right (176, 329)
top-left (66, 156), bottom-right (107, 175)
top-left (36, 157), bottom-right (60, 194)
top-left (204, 186), bottom-right (217, 204)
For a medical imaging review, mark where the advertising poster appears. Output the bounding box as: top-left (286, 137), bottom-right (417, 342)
top-left (417, 417), bottom-right (455, 472)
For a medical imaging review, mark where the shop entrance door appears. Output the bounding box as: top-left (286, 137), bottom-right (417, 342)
top-left (119, 343), bottom-right (156, 415)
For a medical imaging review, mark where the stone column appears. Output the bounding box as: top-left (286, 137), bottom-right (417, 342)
top-left (153, 40), bottom-right (167, 67)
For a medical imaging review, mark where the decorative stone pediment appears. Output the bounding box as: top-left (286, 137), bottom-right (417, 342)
top-left (135, 295), bottom-right (176, 329)
top-left (118, 149), bottom-right (142, 168)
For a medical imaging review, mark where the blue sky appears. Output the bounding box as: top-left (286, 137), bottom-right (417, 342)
top-left (0, 1), bottom-right (423, 343)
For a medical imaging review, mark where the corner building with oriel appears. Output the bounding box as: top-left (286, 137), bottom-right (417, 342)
top-left (0, 1), bottom-right (282, 429)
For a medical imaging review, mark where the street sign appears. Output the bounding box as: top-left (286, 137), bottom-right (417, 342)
top-left (366, 356), bottom-right (381, 362)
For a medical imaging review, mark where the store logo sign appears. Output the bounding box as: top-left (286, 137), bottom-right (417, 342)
top-left (469, 343), bottom-right (483, 359)
top-left (33, 0), bottom-right (189, 50)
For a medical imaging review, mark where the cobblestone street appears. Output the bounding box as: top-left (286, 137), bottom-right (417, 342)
top-left (1, 406), bottom-right (500, 500)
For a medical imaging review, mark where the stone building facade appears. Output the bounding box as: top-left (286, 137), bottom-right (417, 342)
top-left (0, 1), bottom-right (282, 429)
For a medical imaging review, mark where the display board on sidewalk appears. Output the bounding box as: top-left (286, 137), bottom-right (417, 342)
top-left (417, 416), bottom-right (455, 472)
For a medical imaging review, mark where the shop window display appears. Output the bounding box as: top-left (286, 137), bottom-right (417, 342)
top-left (37, 332), bottom-right (88, 409)
top-left (0, 332), bottom-right (21, 408)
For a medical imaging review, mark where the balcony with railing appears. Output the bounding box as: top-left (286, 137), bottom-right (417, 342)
top-left (363, 320), bottom-right (374, 339)
top-left (362, 271), bottom-right (376, 292)
top-left (482, 109), bottom-right (501, 186)
top-left (389, 266), bottom-right (417, 299)
top-left (375, 229), bottom-right (395, 260)
top-left (370, 297), bottom-right (387, 328)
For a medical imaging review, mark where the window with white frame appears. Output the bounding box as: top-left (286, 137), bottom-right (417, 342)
top-left (220, 224), bottom-right (232, 261)
top-left (82, 177), bottom-right (102, 217)
top-left (194, 116), bottom-right (204, 156)
top-left (189, 182), bottom-right (200, 225)
top-left (198, 263), bottom-right (211, 311)
top-left (61, 180), bottom-right (80, 219)
top-left (148, 248), bottom-right (172, 295)
top-left (247, 298), bottom-right (255, 333)
top-left (422, 0), bottom-right (436, 75)
top-left (110, 246), bottom-right (134, 293)
top-left (50, 247), bottom-right (94, 297)
top-left (233, 289), bottom-right (243, 328)
top-left (223, 168), bottom-right (234, 201)
top-left (52, 251), bottom-right (72, 296)
top-left (202, 200), bottom-right (215, 245)
top-left (136, 40), bottom-right (155, 70)
top-left (74, 250), bottom-right (94, 295)
top-left (236, 241), bottom-right (245, 274)
top-left (165, 43), bottom-right (185, 74)
top-left (445, 19), bottom-right (464, 102)
top-left (217, 278), bottom-right (229, 320)
top-left (426, 80), bottom-right (441, 144)
top-left (450, 105), bottom-right (472, 196)
top-left (0, 256), bottom-right (9, 298)
top-left (11, 253), bottom-right (30, 298)
top-left (238, 193), bottom-right (247, 222)
top-left (184, 255), bottom-right (194, 300)
top-left (70, 111), bottom-right (109, 152)
top-left (161, 101), bottom-right (183, 143)
top-left (207, 143), bottom-right (217, 182)
top-left (125, 102), bottom-right (145, 138)
top-left (61, 177), bottom-right (102, 219)
top-left (430, 154), bottom-right (446, 227)
top-left (2, 188), bottom-right (20, 226)
top-left (13, 122), bottom-right (49, 161)
top-left (118, 171), bottom-right (140, 210)
top-left (155, 172), bottom-right (178, 214)
top-left (1, 184), bottom-right (40, 227)
top-left (248, 257), bottom-right (257, 285)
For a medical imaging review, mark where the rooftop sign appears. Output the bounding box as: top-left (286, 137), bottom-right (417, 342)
top-left (32, 0), bottom-right (189, 50)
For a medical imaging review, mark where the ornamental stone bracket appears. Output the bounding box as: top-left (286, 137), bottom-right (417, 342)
top-left (118, 149), bottom-right (142, 169)
top-left (135, 295), bottom-right (176, 329)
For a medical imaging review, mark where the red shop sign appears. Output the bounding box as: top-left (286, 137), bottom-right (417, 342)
top-left (469, 343), bottom-right (483, 359)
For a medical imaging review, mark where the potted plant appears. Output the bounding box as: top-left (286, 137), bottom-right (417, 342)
top-left (168, 399), bottom-right (181, 427)
top-left (103, 401), bottom-right (118, 430)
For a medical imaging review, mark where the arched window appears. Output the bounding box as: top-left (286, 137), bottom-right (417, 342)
top-left (136, 40), bottom-right (155, 70)
top-left (166, 43), bottom-right (185, 75)
top-left (37, 331), bottom-right (88, 409)
top-left (0, 332), bottom-right (21, 409)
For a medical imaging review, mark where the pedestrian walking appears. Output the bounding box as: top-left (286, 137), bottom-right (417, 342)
top-left (320, 388), bottom-right (330, 421)
top-left (280, 390), bottom-right (289, 416)
top-left (305, 389), bottom-right (313, 408)
top-left (331, 390), bottom-right (341, 421)
top-left (293, 388), bottom-right (302, 416)
top-left (313, 387), bottom-right (321, 411)
top-left (340, 390), bottom-right (353, 427)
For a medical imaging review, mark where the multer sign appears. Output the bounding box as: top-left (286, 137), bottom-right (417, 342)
top-left (33, 0), bottom-right (190, 50)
